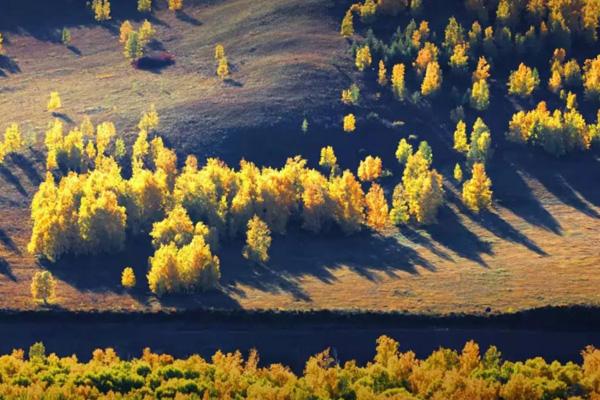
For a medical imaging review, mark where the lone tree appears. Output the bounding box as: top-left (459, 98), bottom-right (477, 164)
top-left (217, 57), bottom-right (229, 80)
top-left (124, 31), bottom-right (143, 62)
top-left (138, 0), bottom-right (152, 12)
top-left (121, 267), bottom-right (136, 289)
top-left (243, 215), bottom-right (271, 265)
top-left (168, 0), bottom-right (184, 11)
top-left (47, 92), bottom-right (62, 112)
top-left (61, 28), bottom-right (71, 46)
top-left (343, 113), bottom-right (356, 132)
top-left (462, 163), bottom-right (493, 213)
top-left (31, 271), bottom-right (56, 305)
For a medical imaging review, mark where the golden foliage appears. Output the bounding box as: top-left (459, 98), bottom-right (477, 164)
top-left (421, 61), bottom-right (442, 96)
top-left (168, 0), bottom-right (183, 11)
top-left (355, 45), bottom-right (372, 71)
top-left (462, 163), bottom-right (492, 213)
top-left (391, 63), bottom-right (406, 100)
top-left (343, 114), bottom-right (356, 132)
top-left (91, 0), bottom-right (111, 21)
top-left (508, 63), bottom-right (540, 97)
top-left (31, 271), bottom-right (56, 304)
top-left (378, 60), bottom-right (388, 86)
top-left (340, 10), bottom-right (354, 37)
top-left (121, 267), bottom-right (136, 288)
top-left (357, 155), bottom-right (383, 182)
top-left (119, 21), bottom-right (134, 43)
top-left (243, 215), bottom-right (271, 264)
top-left (365, 183), bottom-right (389, 231)
top-left (47, 92), bottom-right (61, 112)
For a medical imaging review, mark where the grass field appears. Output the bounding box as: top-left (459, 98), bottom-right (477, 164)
top-left (0, 0), bottom-right (598, 315)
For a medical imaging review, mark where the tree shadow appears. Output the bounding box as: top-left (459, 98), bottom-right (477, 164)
top-left (9, 153), bottom-right (42, 186)
top-left (67, 45), bottom-right (82, 56)
top-left (0, 257), bottom-right (16, 282)
top-left (0, 165), bottom-right (27, 197)
top-left (175, 10), bottom-right (202, 26)
top-left (51, 112), bottom-right (74, 124)
top-left (0, 228), bottom-right (20, 255)
top-left (424, 205), bottom-right (493, 267)
top-left (224, 78), bottom-right (244, 87)
top-left (490, 153), bottom-right (563, 234)
top-left (218, 228), bottom-right (436, 303)
top-left (0, 55), bottom-right (21, 75)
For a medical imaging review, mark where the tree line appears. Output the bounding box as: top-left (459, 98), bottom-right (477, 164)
top-left (1, 336), bottom-right (600, 399)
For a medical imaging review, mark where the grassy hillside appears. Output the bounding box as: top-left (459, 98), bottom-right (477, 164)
top-left (0, 0), bottom-right (598, 314)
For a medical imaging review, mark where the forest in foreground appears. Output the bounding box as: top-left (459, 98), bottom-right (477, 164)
top-left (1, 336), bottom-right (600, 399)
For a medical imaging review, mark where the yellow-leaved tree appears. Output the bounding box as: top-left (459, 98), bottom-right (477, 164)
top-left (121, 267), bottom-right (136, 289)
top-left (355, 45), bottom-right (372, 72)
top-left (47, 92), bottom-right (61, 113)
top-left (421, 61), bottom-right (442, 97)
top-left (217, 57), bottom-right (229, 80)
top-left (343, 114), bottom-right (356, 132)
top-left (462, 162), bottom-right (493, 213)
top-left (168, 0), bottom-right (183, 11)
top-left (119, 21), bottom-right (134, 44)
top-left (454, 120), bottom-right (469, 153)
top-left (365, 183), bottom-right (389, 232)
top-left (357, 155), bottom-right (383, 182)
top-left (319, 146), bottom-right (337, 174)
top-left (508, 63), bottom-right (540, 98)
top-left (138, 0), bottom-right (151, 12)
top-left (31, 271), bottom-right (56, 305)
top-left (243, 215), bottom-right (272, 265)
top-left (328, 170), bottom-right (365, 234)
top-left (340, 10), bottom-right (354, 37)
top-left (391, 63), bottom-right (406, 100)
top-left (91, 0), bottom-right (111, 21)
top-left (378, 60), bottom-right (388, 86)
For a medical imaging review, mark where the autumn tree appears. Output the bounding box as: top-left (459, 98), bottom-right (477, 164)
top-left (328, 170), bottom-right (365, 233)
top-left (341, 84), bottom-right (360, 105)
top-left (378, 60), bottom-right (388, 86)
top-left (508, 63), bottom-right (540, 98)
top-left (168, 0), bottom-right (183, 11)
top-left (138, 20), bottom-right (156, 47)
top-left (150, 205), bottom-right (194, 249)
top-left (343, 114), bottom-right (356, 132)
top-left (91, 0), bottom-right (111, 21)
top-left (584, 56), bottom-right (600, 101)
top-left (319, 146), bottom-right (337, 174)
top-left (470, 79), bottom-right (490, 110)
top-left (124, 31), bottom-right (143, 61)
top-left (413, 42), bottom-right (439, 75)
top-left (121, 267), bottom-right (136, 289)
top-left (300, 169), bottom-right (329, 233)
top-left (472, 56), bottom-right (490, 82)
top-left (421, 61), bottom-right (442, 97)
top-left (61, 28), bottom-right (71, 46)
top-left (357, 156), bottom-right (383, 182)
top-left (3, 123), bottom-right (24, 155)
top-left (454, 163), bottom-right (463, 182)
top-left (454, 121), bottom-right (469, 153)
top-left (0, 33), bottom-right (4, 55)
top-left (217, 57), bottom-right (229, 80)
top-left (449, 43), bottom-right (469, 73)
top-left (119, 21), bottom-right (134, 44)
top-left (340, 10), bottom-right (354, 37)
top-left (467, 117), bottom-right (492, 165)
top-left (395, 138), bottom-right (413, 164)
top-left (243, 215), bottom-right (272, 265)
top-left (47, 92), bottom-right (61, 113)
top-left (462, 162), bottom-right (492, 213)
top-left (389, 184), bottom-right (409, 225)
top-left (31, 271), bottom-right (56, 304)
top-left (215, 44), bottom-right (225, 60)
top-left (355, 45), bottom-right (372, 72)
top-left (138, 0), bottom-right (152, 12)
top-left (138, 104), bottom-right (160, 132)
top-left (365, 183), bottom-right (389, 232)
top-left (391, 63), bottom-right (406, 100)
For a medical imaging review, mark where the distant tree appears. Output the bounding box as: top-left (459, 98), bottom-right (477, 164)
top-left (421, 61), bottom-right (442, 97)
top-left (472, 56), bottom-right (490, 83)
top-left (442, 17), bottom-right (465, 56)
top-left (147, 243), bottom-right (179, 296)
top-left (365, 183), bottom-right (389, 232)
top-left (243, 215), bottom-right (271, 265)
top-left (414, 42), bottom-right (439, 75)
top-left (508, 63), bottom-right (540, 98)
top-left (121, 267), bottom-right (136, 289)
top-left (449, 43), bottom-right (469, 73)
top-left (47, 92), bottom-right (62, 112)
top-left (214, 44), bottom-right (225, 60)
top-left (341, 84), bottom-right (360, 105)
top-left (328, 170), bottom-right (365, 234)
top-left (138, 20), bottom-right (156, 47)
top-left (301, 118), bottom-right (309, 133)
top-left (3, 123), bottom-right (24, 155)
top-left (343, 114), bottom-right (356, 132)
top-left (340, 10), bottom-right (354, 37)
top-left (564, 59), bottom-right (582, 87)
top-left (91, 0), bottom-right (111, 21)
top-left (391, 64), bottom-right (406, 100)
top-left (378, 60), bottom-right (388, 86)
top-left (0, 33), bottom-right (4, 55)
top-left (355, 45), bottom-right (372, 72)
top-left (467, 117), bottom-right (491, 165)
top-left (31, 271), bottom-right (56, 305)
top-left (454, 120), bottom-right (471, 155)
top-left (124, 31), bottom-right (143, 61)
top-left (583, 56), bottom-right (600, 101)
top-left (29, 342), bottom-right (46, 362)
top-left (61, 28), bottom-right (71, 46)
top-left (470, 79), bottom-right (490, 110)
top-left (168, 0), bottom-right (183, 11)
top-left (119, 21), bottom-right (134, 44)
top-left (138, 104), bottom-right (160, 132)
top-left (78, 190), bottom-right (127, 253)
top-left (217, 57), bottom-right (229, 80)
top-left (138, 0), bottom-right (152, 12)
top-left (357, 156), bottom-right (383, 182)
top-left (395, 138), bottom-right (413, 164)
top-left (389, 184), bottom-right (409, 225)
top-left (319, 146), bottom-right (337, 173)
top-left (418, 141), bottom-right (433, 164)
top-left (454, 163), bottom-right (463, 182)
top-left (462, 162), bottom-right (492, 213)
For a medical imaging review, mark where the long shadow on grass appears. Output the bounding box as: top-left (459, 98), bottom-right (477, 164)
top-left (0, 228), bottom-right (20, 255)
top-left (0, 165), bottom-right (27, 197)
top-left (10, 153), bottom-right (42, 186)
top-left (0, 257), bottom-right (16, 282)
top-left (218, 227), bottom-right (434, 303)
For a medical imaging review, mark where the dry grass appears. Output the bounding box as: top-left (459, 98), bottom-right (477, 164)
top-left (0, 0), bottom-right (598, 315)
